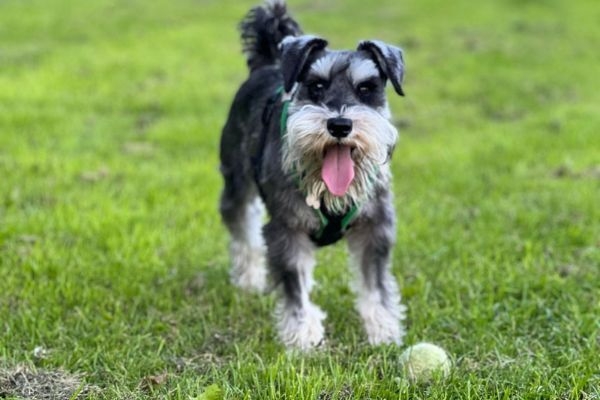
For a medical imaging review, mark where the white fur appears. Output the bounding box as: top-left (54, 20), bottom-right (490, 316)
top-left (229, 198), bottom-right (267, 292)
top-left (378, 102), bottom-right (392, 120)
top-left (349, 248), bottom-right (406, 345)
top-left (348, 58), bottom-right (380, 85)
top-left (266, 0), bottom-right (285, 7)
top-left (310, 53), bottom-right (340, 80)
top-left (356, 289), bottom-right (406, 345)
top-left (276, 300), bottom-right (326, 350)
top-left (283, 104), bottom-right (398, 213)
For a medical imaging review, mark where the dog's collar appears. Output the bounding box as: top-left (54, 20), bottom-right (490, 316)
top-left (277, 86), bottom-right (360, 244)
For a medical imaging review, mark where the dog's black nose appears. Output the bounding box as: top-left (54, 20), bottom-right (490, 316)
top-left (327, 117), bottom-right (353, 138)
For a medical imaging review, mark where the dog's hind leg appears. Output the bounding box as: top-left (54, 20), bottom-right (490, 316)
top-left (263, 222), bottom-right (325, 350)
top-left (346, 195), bottom-right (406, 345)
top-left (219, 148), bottom-right (267, 293)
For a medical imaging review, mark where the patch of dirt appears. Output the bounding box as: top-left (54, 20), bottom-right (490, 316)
top-left (135, 107), bottom-right (162, 136)
top-left (79, 166), bottom-right (110, 183)
top-left (184, 272), bottom-right (206, 297)
top-left (137, 371), bottom-right (169, 392)
top-left (552, 164), bottom-right (600, 180)
top-left (122, 141), bottom-right (155, 156)
top-left (318, 384), bottom-right (354, 400)
top-left (0, 365), bottom-right (99, 400)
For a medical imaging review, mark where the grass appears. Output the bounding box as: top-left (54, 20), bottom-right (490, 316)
top-left (1, 0), bottom-right (599, 398)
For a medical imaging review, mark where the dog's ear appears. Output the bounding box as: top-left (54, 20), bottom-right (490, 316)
top-left (280, 35), bottom-right (328, 93)
top-left (357, 40), bottom-right (405, 96)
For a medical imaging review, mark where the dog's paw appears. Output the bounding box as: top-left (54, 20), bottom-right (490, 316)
top-left (276, 302), bottom-right (326, 351)
top-left (230, 241), bottom-right (267, 293)
top-left (231, 265), bottom-right (267, 293)
top-left (358, 297), bottom-right (407, 346)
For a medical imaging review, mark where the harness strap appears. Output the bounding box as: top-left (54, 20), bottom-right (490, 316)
top-left (278, 89), bottom-right (290, 137)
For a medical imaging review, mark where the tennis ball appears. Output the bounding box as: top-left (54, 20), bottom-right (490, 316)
top-left (399, 342), bottom-right (451, 383)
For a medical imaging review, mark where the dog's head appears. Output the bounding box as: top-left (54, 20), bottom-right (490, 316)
top-left (280, 35), bottom-right (405, 212)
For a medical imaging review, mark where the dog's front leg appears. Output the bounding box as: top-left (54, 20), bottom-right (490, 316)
top-left (263, 221), bottom-right (325, 350)
top-left (346, 203), bottom-right (406, 346)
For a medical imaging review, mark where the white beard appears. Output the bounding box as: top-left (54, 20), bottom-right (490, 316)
top-left (282, 103), bottom-right (398, 213)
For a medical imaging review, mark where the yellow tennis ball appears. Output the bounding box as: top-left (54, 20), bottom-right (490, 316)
top-left (399, 342), bottom-right (451, 383)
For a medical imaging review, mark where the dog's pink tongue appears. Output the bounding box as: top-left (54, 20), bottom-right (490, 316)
top-left (322, 145), bottom-right (355, 197)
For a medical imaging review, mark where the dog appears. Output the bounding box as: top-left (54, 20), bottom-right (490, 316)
top-left (219, 0), bottom-right (406, 350)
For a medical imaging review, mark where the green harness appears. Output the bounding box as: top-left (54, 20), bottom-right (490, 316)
top-left (278, 87), bottom-right (360, 245)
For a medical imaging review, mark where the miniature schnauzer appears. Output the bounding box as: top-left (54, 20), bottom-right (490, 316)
top-left (219, 0), bottom-right (406, 350)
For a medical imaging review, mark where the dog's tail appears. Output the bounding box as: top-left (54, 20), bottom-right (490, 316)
top-left (239, 0), bottom-right (302, 72)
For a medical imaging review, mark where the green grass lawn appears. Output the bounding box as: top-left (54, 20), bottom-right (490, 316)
top-left (1, 0), bottom-right (599, 398)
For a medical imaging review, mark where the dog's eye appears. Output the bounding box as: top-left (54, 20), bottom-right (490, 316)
top-left (357, 81), bottom-right (377, 99)
top-left (307, 80), bottom-right (327, 102)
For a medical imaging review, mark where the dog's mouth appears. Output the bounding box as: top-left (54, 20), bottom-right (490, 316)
top-left (321, 144), bottom-right (355, 197)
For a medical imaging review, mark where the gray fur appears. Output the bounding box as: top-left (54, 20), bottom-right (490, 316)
top-left (219, 0), bottom-right (407, 349)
